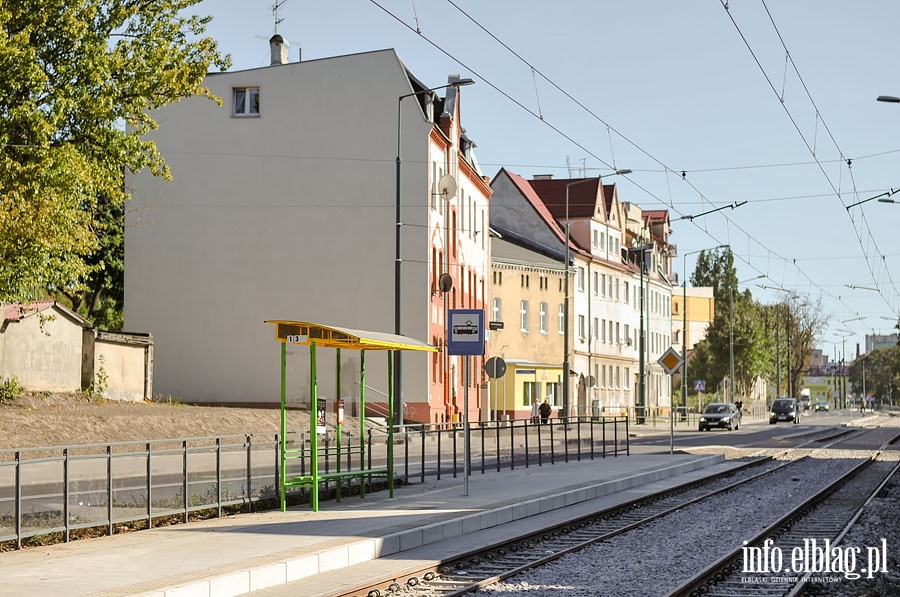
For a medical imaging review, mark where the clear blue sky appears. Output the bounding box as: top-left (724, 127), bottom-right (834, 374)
top-left (194, 0), bottom-right (900, 361)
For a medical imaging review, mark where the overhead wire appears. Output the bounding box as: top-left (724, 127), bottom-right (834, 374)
top-left (368, 0), bottom-right (891, 324)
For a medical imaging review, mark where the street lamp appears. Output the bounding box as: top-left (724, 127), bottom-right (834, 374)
top-left (626, 244), bottom-right (653, 423)
top-left (680, 245), bottom-right (727, 418)
top-left (395, 77), bottom-right (474, 425)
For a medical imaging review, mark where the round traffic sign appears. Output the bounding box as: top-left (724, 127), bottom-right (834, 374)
top-left (484, 356), bottom-right (507, 379)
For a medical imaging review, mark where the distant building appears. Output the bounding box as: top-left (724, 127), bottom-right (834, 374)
top-left (866, 333), bottom-right (898, 353)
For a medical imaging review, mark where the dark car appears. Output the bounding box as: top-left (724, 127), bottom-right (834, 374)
top-left (699, 402), bottom-right (741, 431)
top-left (814, 401), bottom-right (830, 412)
top-left (769, 398), bottom-right (800, 424)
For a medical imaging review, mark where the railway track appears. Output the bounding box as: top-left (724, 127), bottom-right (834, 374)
top-left (669, 434), bottom-right (900, 596)
top-left (345, 427), bottom-right (880, 597)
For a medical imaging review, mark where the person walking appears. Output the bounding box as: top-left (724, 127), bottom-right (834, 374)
top-left (539, 399), bottom-right (552, 425)
top-left (530, 399), bottom-right (540, 424)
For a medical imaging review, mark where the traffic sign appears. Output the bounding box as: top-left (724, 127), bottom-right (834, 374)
top-left (694, 379), bottom-right (706, 392)
top-left (657, 347), bottom-right (684, 374)
top-left (484, 356), bottom-right (507, 379)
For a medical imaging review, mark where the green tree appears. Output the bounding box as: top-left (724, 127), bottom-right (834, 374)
top-left (0, 0), bottom-right (230, 304)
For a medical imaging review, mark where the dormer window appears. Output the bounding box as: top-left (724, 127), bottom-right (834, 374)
top-left (233, 87), bottom-right (260, 116)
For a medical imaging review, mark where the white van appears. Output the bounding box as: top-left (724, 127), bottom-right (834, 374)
top-left (799, 388), bottom-right (811, 411)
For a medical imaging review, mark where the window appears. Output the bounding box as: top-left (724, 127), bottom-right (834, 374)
top-left (546, 382), bottom-right (559, 406)
top-left (601, 319), bottom-right (606, 343)
top-left (593, 317), bottom-right (599, 340)
top-left (624, 281), bottom-right (630, 303)
top-left (492, 297), bottom-right (502, 323)
top-left (577, 267), bottom-right (585, 291)
top-left (616, 322), bottom-right (620, 344)
top-left (593, 272), bottom-right (599, 295)
top-left (520, 300), bottom-right (530, 332)
top-left (600, 274), bottom-right (606, 297)
top-left (233, 87), bottom-right (260, 116)
top-left (523, 381), bottom-right (538, 406)
top-left (539, 302), bottom-right (548, 333)
top-left (558, 304), bottom-right (565, 334)
top-left (578, 315), bottom-right (586, 339)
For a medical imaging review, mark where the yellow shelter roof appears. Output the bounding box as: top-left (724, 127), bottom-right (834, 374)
top-left (265, 320), bottom-right (438, 352)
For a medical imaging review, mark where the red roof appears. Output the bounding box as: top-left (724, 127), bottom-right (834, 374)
top-left (643, 209), bottom-right (669, 223)
top-left (3, 301), bottom-right (54, 322)
top-left (528, 177), bottom-right (601, 219)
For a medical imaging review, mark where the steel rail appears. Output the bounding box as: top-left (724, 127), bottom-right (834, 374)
top-left (667, 429), bottom-right (900, 597)
top-left (343, 426), bottom-right (867, 596)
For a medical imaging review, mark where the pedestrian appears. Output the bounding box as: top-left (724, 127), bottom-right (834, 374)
top-left (539, 399), bottom-right (551, 425)
top-left (735, 398), bottom-right (743, 413)
top-left (530, 399), bottom-right (540, 424)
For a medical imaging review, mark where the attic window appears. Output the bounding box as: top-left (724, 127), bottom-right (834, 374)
top-left (233, 87), bottom-right (260, 117)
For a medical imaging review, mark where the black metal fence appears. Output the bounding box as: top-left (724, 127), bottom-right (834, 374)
top-left (0, 416), bottom-right (627, 549)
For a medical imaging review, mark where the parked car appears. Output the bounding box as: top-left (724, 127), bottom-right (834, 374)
top-left (813, 401), bottom-right (830, 412)
top-left (699, 402), bottom-right (741, 431)
top-left (769, 398), bottom-right (800, 424)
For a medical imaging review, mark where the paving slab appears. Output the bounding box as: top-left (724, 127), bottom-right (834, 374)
top-left (0, 451), bottom-right (733, 597)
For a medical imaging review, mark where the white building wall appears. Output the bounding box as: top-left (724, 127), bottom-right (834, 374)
top-left (125, 50), bottom-right (438, 406)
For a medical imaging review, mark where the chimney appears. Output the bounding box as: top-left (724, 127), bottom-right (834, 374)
top-left (270, 34), bottom-right (288, 65)
top-left (532, 174), bottom-right (554, 180)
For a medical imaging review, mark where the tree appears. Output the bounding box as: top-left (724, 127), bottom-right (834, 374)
top-left (0, 0), bottom-right (230, 305)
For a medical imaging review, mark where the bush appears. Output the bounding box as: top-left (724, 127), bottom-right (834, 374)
top-left (0, 377), bottom-right (23, 402)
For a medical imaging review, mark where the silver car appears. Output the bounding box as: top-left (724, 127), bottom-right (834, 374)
top-left (699, 402), bottom-right (741, 431)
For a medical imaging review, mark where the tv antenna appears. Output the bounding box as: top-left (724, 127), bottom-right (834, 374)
top-left (273, 0), bottom-right (290, 34)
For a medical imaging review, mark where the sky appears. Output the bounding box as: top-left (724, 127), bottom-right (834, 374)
top-left (193, 0), bottom-right (900, 361)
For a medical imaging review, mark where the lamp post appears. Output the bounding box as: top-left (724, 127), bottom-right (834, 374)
top-left (395, 78), bottom-right (474, 425)
top-left (730, 275), bottom-right (764, 404)
top-left (626, 244), bottom-right (653, 423)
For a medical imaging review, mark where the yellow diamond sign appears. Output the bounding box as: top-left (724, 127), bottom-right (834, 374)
top-left (657, 347), bottom-right (684, 374)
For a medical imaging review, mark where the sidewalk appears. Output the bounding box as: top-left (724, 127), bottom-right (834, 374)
top-left (0, 451), bottom-right (735, 597)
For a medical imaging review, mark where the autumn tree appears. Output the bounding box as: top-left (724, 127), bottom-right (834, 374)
top-left (0, 0), bottom-right (229, 306)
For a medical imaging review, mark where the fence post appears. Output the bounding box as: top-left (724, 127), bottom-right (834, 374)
top-left (480, 425), bottom-right (485, 474)
top-left (107, 445), bottom-right (113, 536)
top-left (495, 421), bottom-right (501, 472)
top-left (404, 425), bottom-right (409, 485)
top-left (64, 448), bottom-right (70, 543)
top-left (274, 433), bottom-right (282, 510)
top-left (182, 440), bottom-right (188, 523)
top-left (246, 435), bottom-right (253, 513)
top-left (625, 416), bottom-right (630, 456)
top-left (216, 438), bottom-right (222, 518)
top-left (420, 426), bottom-right (426, 484)
top-left (15, 451), bottom-right (21, 549)
top-left (436, 427), bottom-right (442, 481)
top-left (536, 420), bottom-right (542, 466)
top-left (452, 426), bottom-right (458, 478)
top-left (510, 421), bottom-right (516, 470)
top-left (602, 418), bottom-right (607, 458)
top-left (549, 419), bottom-right (555, 465)
top-left (146, 443), bottom-right (152, 529)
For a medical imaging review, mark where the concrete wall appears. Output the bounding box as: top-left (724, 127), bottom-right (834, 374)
top-left (0, 306), bottom-right (84, 391)
top-left (91, 332), bottom-right (153, 402)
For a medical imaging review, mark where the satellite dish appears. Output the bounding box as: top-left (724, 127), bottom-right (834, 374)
top-left (438, 273), bottom-right (453, 293)
top-left (438, 174), bottom-right (458, 198)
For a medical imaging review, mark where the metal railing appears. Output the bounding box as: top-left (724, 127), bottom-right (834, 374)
top-left (0, 416), bottom-right (628, 549)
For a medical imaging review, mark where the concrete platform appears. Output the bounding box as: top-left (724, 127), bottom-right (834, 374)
top-left (0, 452), bottom-right (738, 597)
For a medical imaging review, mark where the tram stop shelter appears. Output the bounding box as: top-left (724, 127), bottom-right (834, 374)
top-left (265, 320), bottom-right (437, 511)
